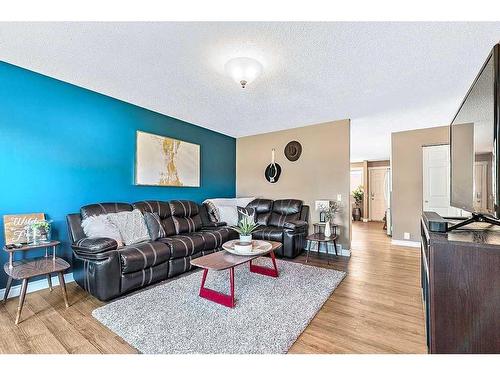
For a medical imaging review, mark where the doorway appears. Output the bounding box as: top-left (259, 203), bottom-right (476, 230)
top-left (422, 144), bottom-right (462, 216)
top-left (368, 167), bottom-right (390, 221)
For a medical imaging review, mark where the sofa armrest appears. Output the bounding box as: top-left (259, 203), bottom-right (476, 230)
top-left (72, 237), bottom-right (118, 256)
top-left (202, 221), bottom-right (227, 228)
top-left (283, 220), bottom-right (308, 231)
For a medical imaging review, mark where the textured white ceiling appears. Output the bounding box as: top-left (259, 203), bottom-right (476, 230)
top-left (1, 22), bottom-right (499, 161)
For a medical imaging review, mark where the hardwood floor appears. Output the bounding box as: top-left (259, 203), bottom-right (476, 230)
top-left (0, 221), bottom-right (426, 354)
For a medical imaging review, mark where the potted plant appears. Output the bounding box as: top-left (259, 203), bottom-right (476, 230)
top-left (319, 201), bottom-right (343, 237)
top-left (352, 185), bottom-right (364, 221)
top-left (232, 211), bottom-right (260, 242)
top-left (26, 219), bottom-right (52, 245)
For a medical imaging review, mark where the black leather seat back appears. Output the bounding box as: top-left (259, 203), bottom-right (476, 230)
top-left (246, 198), bottom-right (273, 225)
top-left (80, 202), bottom-right (133, 220)
top-left (268, 199), bottom-right (303, 228)
top-left (67, 213), bottom-right (86, 243)
top-left (169, 200), bottom-right (203, 234)
top-left (133, 200), bottom-right (176, 236)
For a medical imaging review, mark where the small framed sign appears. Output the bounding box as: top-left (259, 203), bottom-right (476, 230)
top-left (3, 213), bottom-right (45, 245)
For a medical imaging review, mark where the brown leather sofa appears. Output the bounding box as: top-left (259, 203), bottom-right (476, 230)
top-left (66, 198), bottom-right (309, 301)
top-left (67, 200), bottom-right (235, 301)
top-left (244, 199), bottom-right (309, 258)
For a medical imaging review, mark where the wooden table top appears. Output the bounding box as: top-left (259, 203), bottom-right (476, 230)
top-left (190, 241), bottom-right (282, 271)
top-left (4, 256), bottom-right (70, 279)
top-left (307, 233), bottom-right (338, 242)
top-left (3, 240), bottom-right (60, 253)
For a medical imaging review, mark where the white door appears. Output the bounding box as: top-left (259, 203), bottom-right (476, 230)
top-left (474, 161), bottom-right (488, 211)
top-left (422, 145), bottom-right (462, 216)
top-left (369, 168), bottom-right (389, 221)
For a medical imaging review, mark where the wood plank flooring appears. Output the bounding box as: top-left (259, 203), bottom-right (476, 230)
top-left (0, 222), bottom-right (426, 354)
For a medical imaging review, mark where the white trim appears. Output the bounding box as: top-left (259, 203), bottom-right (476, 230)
top-left (304, 241), bottom-right (351, 257)
top-left (391, 239), bottom-right (421, 248)
top-left (1, 272), bottom-right (74, 301)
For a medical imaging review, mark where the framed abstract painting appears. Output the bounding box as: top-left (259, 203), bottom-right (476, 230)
top-left (135, 131), bottom-right (200, 187)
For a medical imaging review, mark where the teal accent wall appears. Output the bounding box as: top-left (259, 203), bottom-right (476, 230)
top-left (0, 61), bottom-right (236, 289)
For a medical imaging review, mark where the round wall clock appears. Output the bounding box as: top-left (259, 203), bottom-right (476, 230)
top-left (284, 141), bottom-right (302, 161)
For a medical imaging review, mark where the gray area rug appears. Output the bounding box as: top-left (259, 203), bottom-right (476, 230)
top-left (92, 258), bottom-right (346, 354)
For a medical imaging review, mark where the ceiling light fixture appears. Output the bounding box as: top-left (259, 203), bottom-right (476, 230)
top-left (224, 57), bottom-right (263, 88)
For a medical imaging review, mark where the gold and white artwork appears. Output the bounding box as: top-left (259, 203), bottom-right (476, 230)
top-left (135, 131), bottom-right (200, 187)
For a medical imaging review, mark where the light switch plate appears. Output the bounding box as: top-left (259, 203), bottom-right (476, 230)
top-left (337, 194), bottom-right (342, 202)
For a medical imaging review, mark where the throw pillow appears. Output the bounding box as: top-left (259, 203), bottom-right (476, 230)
top-left (217, 205), bottom-right (239, 226)
top-left (144, 212), bottom-right (166, 241)
top-left (107, 209), bottom-right (151, 245)
top-left (237, 206), bottom-right (256, 224)
top-left (81, 214), bottom-right (124, 247)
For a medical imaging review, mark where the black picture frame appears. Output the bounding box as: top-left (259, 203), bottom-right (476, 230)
top-left (319, 212), bottom-right (326, 222)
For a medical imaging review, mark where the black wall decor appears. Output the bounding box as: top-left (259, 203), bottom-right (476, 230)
top-left (265, 163), bottom-right (281, 183)
top-left (284, 140), bottom-right (302, 161)
top-left (265, 148), bottom-right (281, 183)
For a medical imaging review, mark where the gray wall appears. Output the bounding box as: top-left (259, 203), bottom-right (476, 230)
top-left (391, 126), bottom-right (449, 242)
top-left (236, 120), bottom-right (351, 250)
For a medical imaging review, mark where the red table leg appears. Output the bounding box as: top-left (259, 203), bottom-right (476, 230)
top-left (249, 251), bottom-right (279, 277)
top-left (198, 268), bottom-right (235, 308)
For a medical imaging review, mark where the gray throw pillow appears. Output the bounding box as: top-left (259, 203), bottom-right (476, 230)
top-left (237, 206), bottom-right (256, 224)
top-left (144, 212), bottom-right (166, 241)
top-left (107, 209), bottom-right (150, 245)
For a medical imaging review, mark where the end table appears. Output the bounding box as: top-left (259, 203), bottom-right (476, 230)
top-left (306, 226), bottom-right (339, 265)
top-left (3, 240), bottom-right (70, 324)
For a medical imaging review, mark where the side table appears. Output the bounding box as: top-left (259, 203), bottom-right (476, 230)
top-left (3, 240), bottom-right (70, 324)
top-left (305, 232), bottom-right (339, 265)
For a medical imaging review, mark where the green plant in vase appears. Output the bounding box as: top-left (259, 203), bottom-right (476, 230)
top-left (232, 210), bottom-right (260, 242)
top-left (30, 220), bottom-right (52, 244)
top-left (352, 185), bottom-right (364, 221)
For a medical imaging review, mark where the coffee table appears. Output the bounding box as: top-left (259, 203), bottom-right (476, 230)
top-left (190, 240), bottom-right (282, 308)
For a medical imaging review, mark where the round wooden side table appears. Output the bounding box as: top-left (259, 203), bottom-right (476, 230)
top-left (305, 233), bottom-right (339, 265)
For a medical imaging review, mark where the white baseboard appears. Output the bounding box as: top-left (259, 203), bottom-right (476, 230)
top-left (305, 241), bottom-right (351, 257)
top-left (1, 272), bottom-right (74, 301)
top-left (391, 239), bottom-right (420, 248)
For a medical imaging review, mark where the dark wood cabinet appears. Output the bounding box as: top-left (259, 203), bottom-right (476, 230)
top-left (421, 212), bottom-right (500, 353)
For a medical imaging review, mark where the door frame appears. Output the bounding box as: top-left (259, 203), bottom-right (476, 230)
top-left (475, 160), bottom-right (489, 211)
top-left (368, 166), bottom-right (390, 221)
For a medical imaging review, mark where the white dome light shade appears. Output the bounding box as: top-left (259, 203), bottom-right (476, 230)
top-left (224, 57), bottom-right (263, 88)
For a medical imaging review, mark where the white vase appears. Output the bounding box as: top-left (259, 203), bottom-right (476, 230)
top-left (324, 222), bottom-right (331, 238)
top-left (240, 234), bottom-right (252, 243)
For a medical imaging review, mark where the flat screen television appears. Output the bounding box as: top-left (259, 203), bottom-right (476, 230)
top-left (450, 44), bottom-right (500, 224)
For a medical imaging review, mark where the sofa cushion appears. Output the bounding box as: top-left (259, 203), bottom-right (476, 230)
top-left (119, 241), bottom-right (170, 274)
top-left (158, 233), bottom-right (205, 259)
top-left (169, 200), bottom-right (203, 234)
top-left (80, 202), bottom-right (133, 220)
top-left (272, 199), bottom-right (303, 215)
top-left (143, 212), bottom-right (166, 241)
top-left (133, 200), bottom-right (176, 236)
top-left (247, 199), bottom-right (273, 226)
top-left (196, 227), bottom-right (234, 249)
top-left (252, 226), bottom-right (284, 242)
top-left (268, 199), bottom-right (303, 228)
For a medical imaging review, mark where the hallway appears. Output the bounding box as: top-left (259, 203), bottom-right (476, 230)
top-left (290, 221), bottom-right (427, 353)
